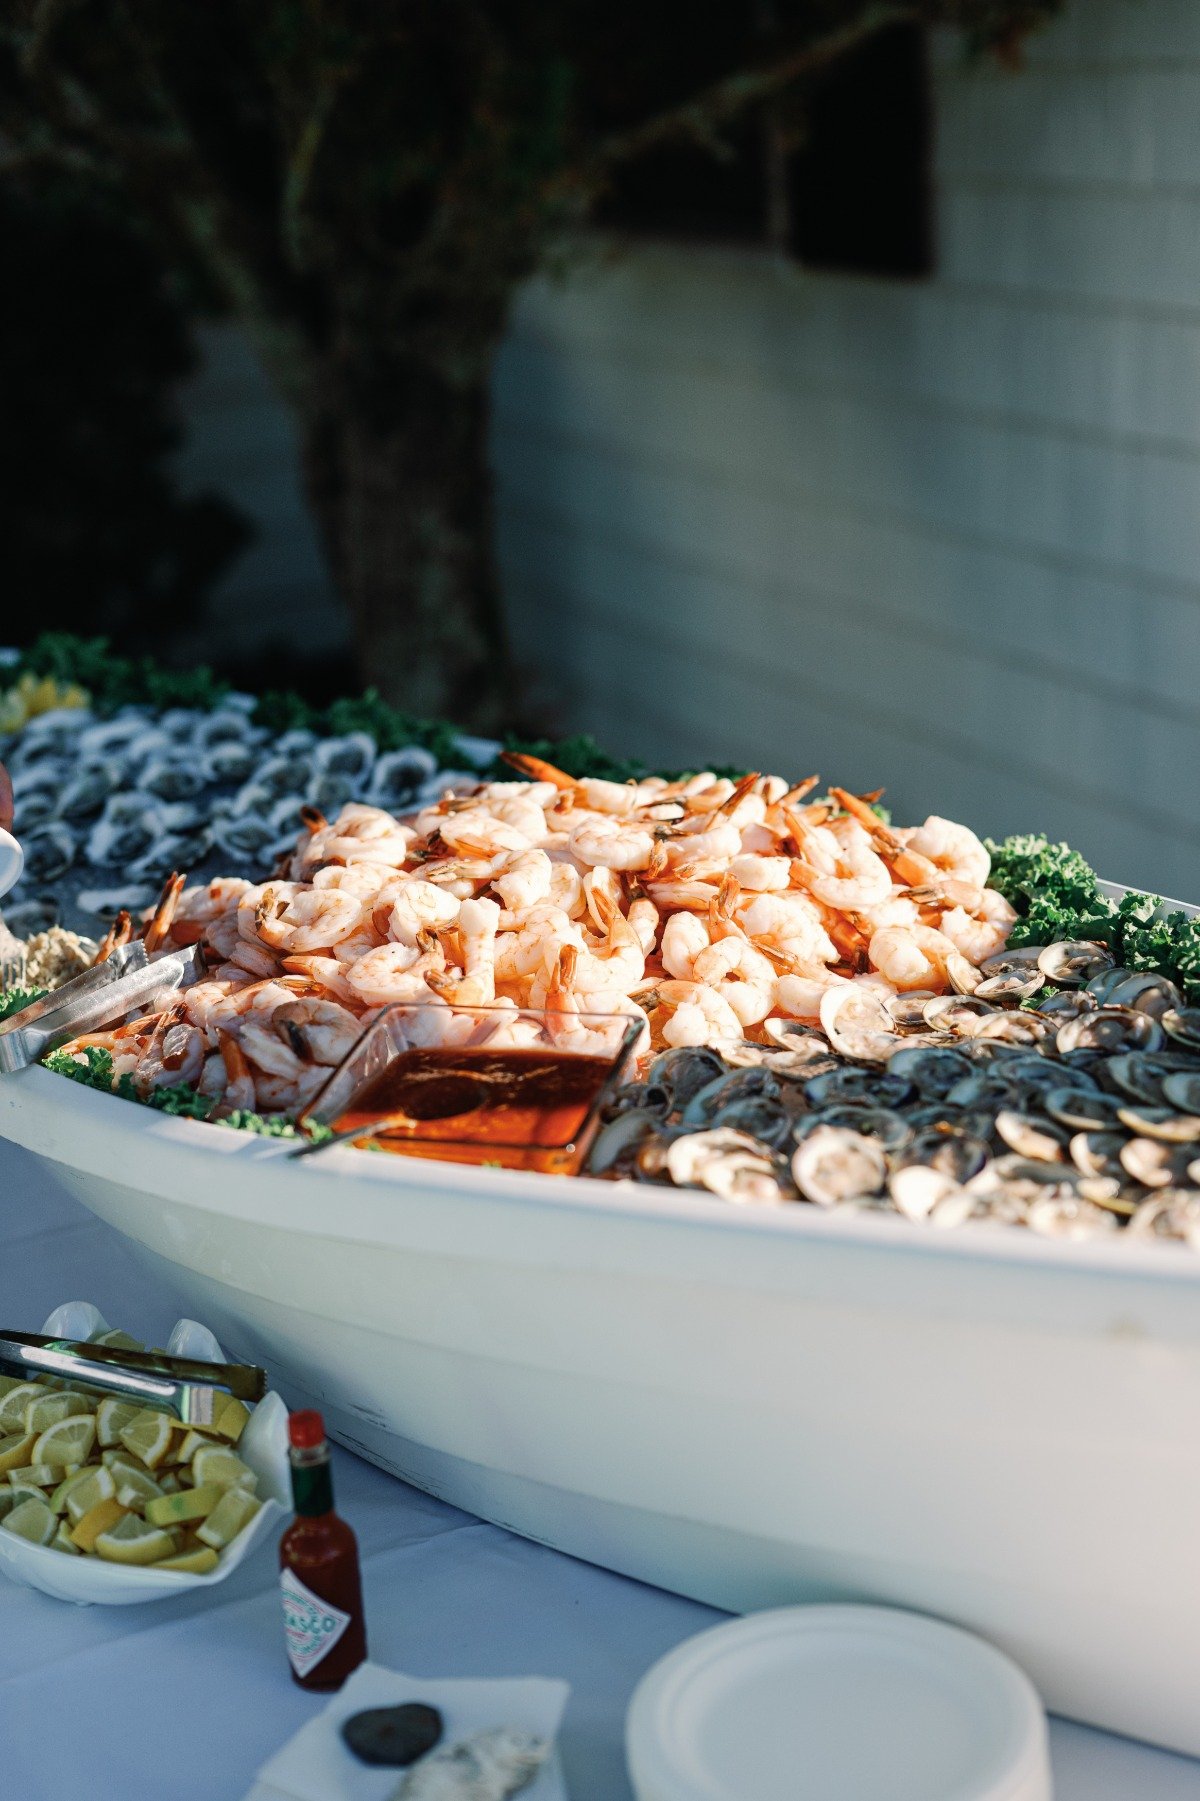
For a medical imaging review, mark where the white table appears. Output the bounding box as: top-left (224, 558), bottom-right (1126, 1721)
top-left (2, 1141), bottom-right (1199, 1801)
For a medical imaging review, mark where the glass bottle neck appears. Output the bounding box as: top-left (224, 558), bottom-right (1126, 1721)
top-left (290, 1445), bottom-right (335, 1517)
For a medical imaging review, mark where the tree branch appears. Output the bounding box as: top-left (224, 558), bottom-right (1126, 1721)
top-left (569, 2), bottom-right (916, 193)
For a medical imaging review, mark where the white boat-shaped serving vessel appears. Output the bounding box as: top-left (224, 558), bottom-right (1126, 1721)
top-left (4, 1049), bottom-right (1200, 1757)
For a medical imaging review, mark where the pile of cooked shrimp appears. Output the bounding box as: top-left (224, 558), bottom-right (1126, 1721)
top-left (62, 755), bottom-right (1016, 1119)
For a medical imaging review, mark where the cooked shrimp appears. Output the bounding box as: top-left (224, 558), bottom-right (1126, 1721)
top-left (303, 803), bottom-right (414, 870)
top-left (626, 894), bottom-right (659, 956)
top-left (437, 810), bottom-right (533, 856)
top-left (903, 816), bottom-right (991, 889)
top-left (210, 1030), bottom-right (258, 1111)
top-left (936, 888), bottom-right (1017, 963)
top-left (377, 878), bottom-right (461, 945)
top-left (311, 862), bottom-right (393, 900)
top-left (344, 939), bottom-right (446, 1007)
top-left (227, 937), bottom-right (284, 980)
top-left (546, 857), bottom-right (586, 919)
top-left (170, 877), bottom-right (251, 946)
top-left (656, 980), bottom-right (744, 1049)
top-left (243, 882), bottom-right (363, 953)
top-left (645, 878), bottom-right (722, 915)
top-left (737, 891), bottom-right (839, 966)
top-left (569, 890), bottom-right (646, 994)
top-left (582, 866), bottom-right (623, 932)
top-left (567, 815), bottom-right (655, 872)
top-left (493, 906), bottom-right (582, 985)
top-left (478, 1005), bottom-right (546, 1051)
top-left (543, 948), bottom-right (629, 1055)
top-left (728, 854), bottom-right (790, 892)
top-left (868, 923), bottom-right (962, 991)
top-left (493, 848), bottom-right (553, 913)
top-left (254, 1067), bottom-right (328, 1114)
top-left (426, 896), bottom-right (499, 1004)
top-left (93, 910), bottom-right (132, 965)
top-left (691, 936), bottom-right (776, 1027)
top-left (664, 825), bottom-right (744, 879)
top-left (272, 998), bottom-right (364, 1066)
top-left (139, 1014), bottom-right (207, 1091)
top-left (142, 872), bottom-right (186, 955)
top-left (279, 954), bottom-right (360, 1005)
top-left (661, 911), bottom-right (711, 980)
top-left (790, 815), bottom-right (892, 912)
top-left (774, 967), bottom-right (855, 1019)
top-left (235, 1015), bottom-right (310, 1080)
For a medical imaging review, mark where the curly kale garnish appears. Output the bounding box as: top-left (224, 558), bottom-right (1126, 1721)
top-left (42, 1048), bottom-right (328, 1135)
top-left (986, 833), bottom-right (1200, 1003)
top-left (43, 1044), bottom-right (116, 1088)
top-left (16, 633), bottom-right (229, 716)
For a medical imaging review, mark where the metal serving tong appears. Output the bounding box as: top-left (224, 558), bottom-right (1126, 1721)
top-left (0, 942), bottom-right (203, 1075)
top-left (0, 1333), bottom-right (267, 1427)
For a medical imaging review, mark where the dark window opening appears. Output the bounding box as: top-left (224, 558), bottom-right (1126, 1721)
top-left (595, 23), bottom-right (933, 280)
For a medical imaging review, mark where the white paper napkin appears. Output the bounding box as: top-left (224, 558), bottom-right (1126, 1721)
top-left (244, 1662), bottom-right (570, 1801)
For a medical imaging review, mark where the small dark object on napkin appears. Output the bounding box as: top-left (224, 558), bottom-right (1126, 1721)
top-left (342, 1702), bottom-right (444, 1767)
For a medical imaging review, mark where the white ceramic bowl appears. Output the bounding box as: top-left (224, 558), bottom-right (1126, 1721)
top-left (0, 1300), bottom-right (290, 1605)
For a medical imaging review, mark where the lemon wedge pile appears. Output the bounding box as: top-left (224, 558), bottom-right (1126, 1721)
top-left (0, 1336), bottom-right (262, 1577)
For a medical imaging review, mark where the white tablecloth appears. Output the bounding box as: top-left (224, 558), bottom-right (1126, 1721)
top-left (3, 1142), bottom-right (1200, 1801)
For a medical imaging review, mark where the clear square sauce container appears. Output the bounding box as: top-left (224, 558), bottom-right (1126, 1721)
top-left (300, 1001), bottom-right (641, 1174)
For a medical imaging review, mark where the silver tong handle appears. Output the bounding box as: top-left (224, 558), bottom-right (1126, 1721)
top-left (0, 944), bottom-right (201, 1074)
top-left (0, 1333), bottom-right (267, 1424)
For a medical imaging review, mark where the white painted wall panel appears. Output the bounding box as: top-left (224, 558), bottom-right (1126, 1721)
top-left (493, 0), bottom-right (1200, 893)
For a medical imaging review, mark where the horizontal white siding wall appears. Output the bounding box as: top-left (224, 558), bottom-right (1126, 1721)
top-left (492, 0), bottom-right (1200, 898)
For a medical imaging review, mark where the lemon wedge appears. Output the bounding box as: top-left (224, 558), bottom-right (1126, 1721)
top-left (196, 1487), bottom-right (261, 1549)
top-left (191, 1446), bottom-right (257, 1494)
top-left (117, 1409), bottom-right (175, 1470)
top-left (64, 1464), bottom-right (117, 1524)
top-left (145, 1484), bottom-right (221, 1527)
top-left (214, 1398), bottom-right (251, 1444)
top-left (93, 1330), bottom-right (144, 1351)
top-left (53, 1520), bottom-right (81, 1555)
top-left (6, 1463), bottom-right (55, 1487)
top-left (113, 1465), bottom-right (164, 1511)
top-left (94, 1513), bottom-right (176, 1566)
top-left (8, 1481), bottom-right (50, 1508)
top-left (0, 1432), bottom-right (37, 1476)
top-left (70, 1496), bottom-right (128, 1552)
top-left (24, 1391), bottom-right (92, 1435)
top-left (33, 1413), bottom-right (97, 1469)
top-left (2, 1496), bottom-right (57, 1546)
top-left (96, 1397), bottom-right (145, 1448)
top-left (0, 1385), bottom-right (42, 1433)
top-left (156, 1546), bottom-right (220, 1575)
top-left (49, 1467), bottom-right (95, 1515)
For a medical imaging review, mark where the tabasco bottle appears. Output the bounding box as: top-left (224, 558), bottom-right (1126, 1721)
top-left (280, 1410), bottom-right (368, 1690)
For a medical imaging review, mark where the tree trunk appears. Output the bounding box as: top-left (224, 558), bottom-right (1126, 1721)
top-left (299, 359), bottom-right (514, 729)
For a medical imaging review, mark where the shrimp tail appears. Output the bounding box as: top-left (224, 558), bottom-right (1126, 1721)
top-left (714, 771), bottom-right (762, 817)
top-left (500, 751), bottom-right (579, 793)
top-left (143, 871), bottom-right (186, 955)
top-left (93, 909), bottom-right (133, 965)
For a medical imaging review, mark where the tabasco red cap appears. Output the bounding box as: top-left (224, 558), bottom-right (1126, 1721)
top-left (288, 1409), bottom-right (326, 1449)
